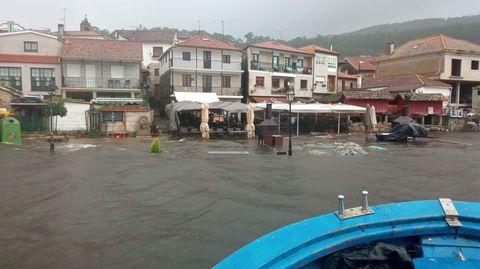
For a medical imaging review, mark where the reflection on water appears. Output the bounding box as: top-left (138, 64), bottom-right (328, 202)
top-left (0, 133), bottom-right (479, 268)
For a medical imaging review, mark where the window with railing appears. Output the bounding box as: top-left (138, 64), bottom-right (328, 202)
top-left (0, 67), bottom-right (22, 90)
top-left (31, 68), bottom-right (55, 91)
top-left (24, 41), bottom-right (38, 52)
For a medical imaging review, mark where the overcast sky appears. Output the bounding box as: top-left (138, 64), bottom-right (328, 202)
top-left (3, 0), bottom-right (480, 39)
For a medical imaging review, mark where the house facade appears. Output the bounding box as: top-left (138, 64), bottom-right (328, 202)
top-left (0, 30), bottom-right (62, 96)
top-left (362, 74), bottom-right (452, 107)
top-left (375, 35), bottom-right (480, 108)
top-left (158, 36), bottom-right (243, 103)
top-left (114, 30), bottom-right (190, 67)
top-left (245, 41), bottom-right (314, 102)
top-left (300, 45), bottom-right (338, 94)
top-left (337, 71), bottom-right (358, 92)
top-left (61, 38), bottom-right (143, 100)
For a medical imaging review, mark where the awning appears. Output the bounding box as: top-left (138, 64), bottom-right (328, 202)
top-left (255, 102), bottom-right (366, 114)
top-left (174, 92), bottom-right (220, 103)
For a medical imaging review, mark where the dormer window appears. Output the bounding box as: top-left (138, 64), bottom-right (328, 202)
top-left (24, 41), bottom-right (38, 52)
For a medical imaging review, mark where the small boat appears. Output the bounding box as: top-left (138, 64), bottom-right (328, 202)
top-left (376, 122), bottom-right (428, 142)
top-left (214, 194), bottom-right (480, 269)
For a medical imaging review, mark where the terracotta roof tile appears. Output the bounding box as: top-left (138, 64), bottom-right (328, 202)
top-left (378, 34), bottom-right (480, 61)
top-left (178, 36), bottom-right (241, 51)
top-left (52, 31), bottom-right (104, 37)
top-left (299, 44), bottom-right (339, 55)
top-left (115, 30), bottom-right (177, 43)
top-left (398, 93), bottom-right (447, 102)
top-left (344, 55), bottom-right (377, 71)
top-left (250, 41), bottom-right (313, 55)
top-left (363, 74), bottom-right (451, 89)
top-left (338, 71), bottom-right (358, 80)
top-left (342, 90), bottom-right (392, 100)
top-left (0, 54), bottom-right (60, 64)
top-left (61, 38), bottom-right (142, 61)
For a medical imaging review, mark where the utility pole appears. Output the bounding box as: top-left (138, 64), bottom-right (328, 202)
top-left (278, 30), bottom-right (283, 40)
top-left (198, 20), bottom-right (201, 35)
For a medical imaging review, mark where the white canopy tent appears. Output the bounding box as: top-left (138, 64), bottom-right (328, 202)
top-left (255, 102), bottom-right (367, 134)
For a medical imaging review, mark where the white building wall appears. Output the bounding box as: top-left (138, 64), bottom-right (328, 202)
top-left (142, 42), bottom-right (172, 67)
top-left (56, 102), bottom-right (90, 131)
top-left (0, 31), bottom-right (60, 55)
top-left (441, 53), bottom-right (480, 82)
top-left (0, 62), bottom-right (62, 95)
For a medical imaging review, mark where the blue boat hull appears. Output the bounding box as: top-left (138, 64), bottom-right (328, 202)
top-left (214, 200), bottom-right (480, 269)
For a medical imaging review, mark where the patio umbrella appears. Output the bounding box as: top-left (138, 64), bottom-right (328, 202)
top-left (370, 105), bottom-right (378, 126)
top-left (246, 103), bottom-right (256, 139)
top-left (200, 102), bottom-right (210, 139)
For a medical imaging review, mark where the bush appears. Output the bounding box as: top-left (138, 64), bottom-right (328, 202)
top-left (151, 138), bottom-right (160, 153)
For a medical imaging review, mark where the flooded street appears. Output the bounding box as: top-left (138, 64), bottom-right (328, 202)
top-left (1, 133), bottom-right (480, 269)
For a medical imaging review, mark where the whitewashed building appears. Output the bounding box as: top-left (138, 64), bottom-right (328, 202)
top-left (158, 36), bottom-right (243, 103)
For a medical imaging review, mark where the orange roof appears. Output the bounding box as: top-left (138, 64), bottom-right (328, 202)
top-left (344, 56), bottom-right (377, 71)
top-left (177, 36), bottom-right (241, 51)
top-left (363, 74), bottom-right (452, 90)
top-left (249, 41), bottom-right (313, 55)
top-left (338, 71), bottom-right (358, 80)
top-left (378, 34), bottom-right (480, 61)
top-left (0, 54), bottom-right (60, 64)
top-left (61, 38), bottom-right (143, 61)
top-left (52, 31), bottom-right (104, 37)
top-left (299, 44), bottom-right (338, 55)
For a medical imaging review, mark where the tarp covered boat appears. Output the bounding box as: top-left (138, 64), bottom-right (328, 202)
top-left (214, 198), bottom-right (480, 269)
top-left (376, 122), bottom-right (428, 142)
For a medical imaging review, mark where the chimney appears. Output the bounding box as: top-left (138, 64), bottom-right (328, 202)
top-left (330, 45), bottom-right (333, 50)
top-left (357, 76), bottom-right (362, 89)
top-left (386, 42), bottom-right (395, 55)
top-left (57, 24), bottom-right (65, 39)
top-left (7, 21), bottom-right (14, 32)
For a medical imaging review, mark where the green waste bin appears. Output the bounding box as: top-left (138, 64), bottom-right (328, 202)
top-left (0, 117), bottom-right (22, 145)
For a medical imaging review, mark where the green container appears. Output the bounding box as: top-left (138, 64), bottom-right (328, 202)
top-left (0, 117), bottom-right (22, 145)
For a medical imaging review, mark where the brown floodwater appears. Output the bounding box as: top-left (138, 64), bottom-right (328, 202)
top-left (0, 132), bottom-right (479, 268)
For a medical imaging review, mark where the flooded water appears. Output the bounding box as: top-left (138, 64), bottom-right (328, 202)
top-left (1, 132), bottom-right (480, 268)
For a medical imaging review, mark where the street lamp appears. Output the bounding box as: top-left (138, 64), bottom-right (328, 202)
top-left (48, 85), bottom-right (58, 153)
top-left (286, 84), bottom-right (295, 156)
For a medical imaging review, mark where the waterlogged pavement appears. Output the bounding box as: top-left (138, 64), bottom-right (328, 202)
top-left (1, 132), bottom-right (479, 268)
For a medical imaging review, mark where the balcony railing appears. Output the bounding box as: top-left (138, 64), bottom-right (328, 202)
top-left (169, 57), bottom-right (242, 71)
top-left (172, 85), bottom-right (242, 96)
top-left (63, 77), bottom-right (140, 89)
top-left (250, 61), bottom-right (312, 75)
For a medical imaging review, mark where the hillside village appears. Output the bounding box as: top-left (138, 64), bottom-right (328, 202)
top-left (1, 17), bottom-right (480, 137)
